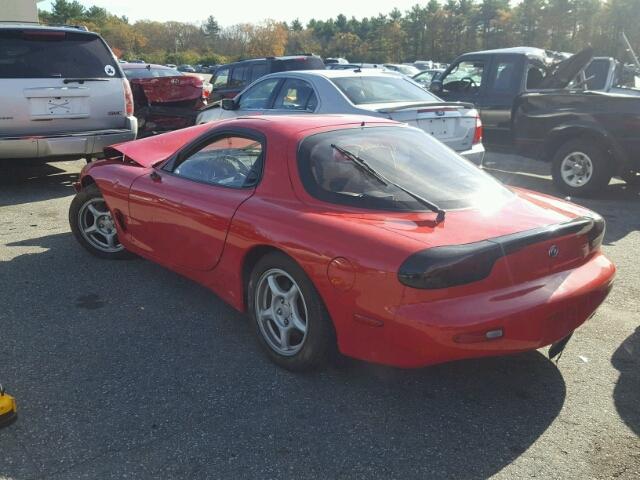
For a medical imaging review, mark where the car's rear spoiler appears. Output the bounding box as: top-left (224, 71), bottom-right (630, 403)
top-left (377, 101), bottom-right (475, 113)
top-left (398, 215), bottom-right (605, 289)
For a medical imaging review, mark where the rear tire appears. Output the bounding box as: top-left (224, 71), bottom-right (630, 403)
top-left (551, 139), bottom-right (612, 196)
top-left (69, 184), bottom-right (133, 260)
top-left (248, 252), bottom-right (336, 371)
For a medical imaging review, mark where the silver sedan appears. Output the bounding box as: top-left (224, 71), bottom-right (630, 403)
top-left (196, 69), bottom-right (484, 164)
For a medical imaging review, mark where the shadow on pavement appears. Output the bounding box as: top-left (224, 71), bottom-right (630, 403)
top-left (612, 327), bottom-right (640, 437)
top-left (1, 233), bottom-right (567, 479)
top-left (0, 160), bottom-right (81, 207)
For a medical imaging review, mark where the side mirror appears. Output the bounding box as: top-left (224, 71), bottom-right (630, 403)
top-left (430, 80), bottom-right (443, 93)
top-left (221, 98), bottom-right (239, 110)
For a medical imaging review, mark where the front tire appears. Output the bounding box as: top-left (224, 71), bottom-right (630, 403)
top-left (248, 252), bottom-right (336, 371)
top-left (551, 139), bottom-right (613, 196)
top-left (69, 184), bottom-right (132, 260)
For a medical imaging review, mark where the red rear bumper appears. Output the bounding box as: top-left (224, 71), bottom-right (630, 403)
top-left (343, 253), bottom-right (615, 368)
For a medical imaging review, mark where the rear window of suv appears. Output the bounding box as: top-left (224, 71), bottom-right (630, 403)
top-left (0, 29), bottom-right (120, 79)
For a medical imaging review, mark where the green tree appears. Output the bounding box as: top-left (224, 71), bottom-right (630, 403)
top-left (49, 0), bottom-right (85, 24)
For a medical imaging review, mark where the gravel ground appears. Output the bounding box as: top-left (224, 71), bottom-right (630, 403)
top-left (0, 152), bottom-right (638, 479)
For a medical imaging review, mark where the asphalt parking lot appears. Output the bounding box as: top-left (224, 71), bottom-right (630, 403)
top-left (0, 152), bottom-right (638, 479)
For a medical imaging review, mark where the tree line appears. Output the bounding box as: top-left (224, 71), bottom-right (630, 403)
top-left (39, 0), bottom-right (640, 66)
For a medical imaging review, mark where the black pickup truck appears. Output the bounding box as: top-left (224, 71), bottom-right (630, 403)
top-left (432, 47), bottom-right (640, 195)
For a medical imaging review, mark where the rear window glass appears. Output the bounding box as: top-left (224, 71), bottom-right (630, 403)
top-left (0, 30), bottom-right (120, 79)
top-left (124, 68), bottom-right (181, 79)
top-left (584, 59), bottom-right (610, 90)
top-left (331, 76), bottom-right (440, 105)
top-left (229, 65), bottom-right (249, 88)
top-left (298, 126), bottom-right (512, 211)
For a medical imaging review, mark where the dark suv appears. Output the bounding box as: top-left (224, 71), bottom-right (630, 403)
top-left (210, 54), bottom-right (324, 101)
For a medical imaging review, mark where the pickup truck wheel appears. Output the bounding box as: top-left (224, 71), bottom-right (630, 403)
top-left (552, 139), bottom-right (612, 196)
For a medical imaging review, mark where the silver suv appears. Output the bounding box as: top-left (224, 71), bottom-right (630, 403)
top-left (0, 24), bottom-right (137, 161)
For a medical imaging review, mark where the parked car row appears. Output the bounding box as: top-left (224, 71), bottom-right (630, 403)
top-left (2, 20), bottom-right (638, 196)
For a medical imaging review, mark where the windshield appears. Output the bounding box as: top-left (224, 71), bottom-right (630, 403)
top-left (298, 126), bottom-right (512, 211)
top-left (0, 30), bottom-right (120, 79)
top-left (124, 68), bottom-right (181, 79)
top-left (331, 76), bottom-right (440, 105)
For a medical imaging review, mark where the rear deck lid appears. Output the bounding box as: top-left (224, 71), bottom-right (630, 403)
top-left (124, 66), bottom-right (203, 104)
top-left (0, 28), bottom-right (126, 136)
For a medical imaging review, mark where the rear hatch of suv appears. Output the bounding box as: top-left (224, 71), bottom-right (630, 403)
top-left (0, 27), bottom-right (127, 137)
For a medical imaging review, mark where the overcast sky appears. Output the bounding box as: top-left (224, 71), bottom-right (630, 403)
top-left (39, 0), bottom-right (423, 26)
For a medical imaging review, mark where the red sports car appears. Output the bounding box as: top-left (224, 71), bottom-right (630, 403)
top-left (69, 115), bottom-right (615, 371)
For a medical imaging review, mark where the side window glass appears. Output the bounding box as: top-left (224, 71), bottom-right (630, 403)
top-left (229, 66), bottom-right (248, 88)
top-left (525, 64), bottom-right (545, 90)
top-left (251, 63), bottom-right (268, 82)
top-left (273, 78), bottom-right (316, 111)
top-left (212, 67), bottom-right (229, 88)
top-left (173, 136), bottom-right (263, 188)
top-left (441, 61), bottom-right (484, 93)
top-left (491, 61), bottom-right (517, 92)
top-left (238, 78), bottom-right (280, 109)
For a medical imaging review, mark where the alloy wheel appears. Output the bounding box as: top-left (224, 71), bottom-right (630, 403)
top-left (78, 198), bottom-right (123, 253)
top-left (255, 268), bottom-right (309, 356)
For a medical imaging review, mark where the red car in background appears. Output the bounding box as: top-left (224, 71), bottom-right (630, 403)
top-left (69, 115), bottom-right (615, 371)
top-left (122, 63), bottom-right (209, 137)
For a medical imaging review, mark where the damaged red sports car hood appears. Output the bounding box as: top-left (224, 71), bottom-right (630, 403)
top-left (104, 123), bottom-right (213, 167)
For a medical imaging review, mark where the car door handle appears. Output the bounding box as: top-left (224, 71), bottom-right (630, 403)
top-left (150, 171), bottom-right (162, 182)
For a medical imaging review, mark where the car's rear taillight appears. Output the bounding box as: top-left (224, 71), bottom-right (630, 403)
top-left (123, 79), bottom-right (134, 116)
top-left (472, 115), bottom-right (483, 145)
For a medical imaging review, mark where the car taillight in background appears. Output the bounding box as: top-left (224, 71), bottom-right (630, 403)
top-left (473, 115), bottom-right (483, 145)
top-left (202, 83), bottom-right (212, 100)
top-left (123, 79), bottom-right (134, 116)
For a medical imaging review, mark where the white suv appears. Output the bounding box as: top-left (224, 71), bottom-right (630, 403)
top-left (0, 23), bottom-right (137, 161)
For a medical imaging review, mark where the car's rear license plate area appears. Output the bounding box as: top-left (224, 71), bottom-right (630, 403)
top-left (29, 96), bottom-right (89, 119)
top-left (417, 118), bottom-right (454, 138)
